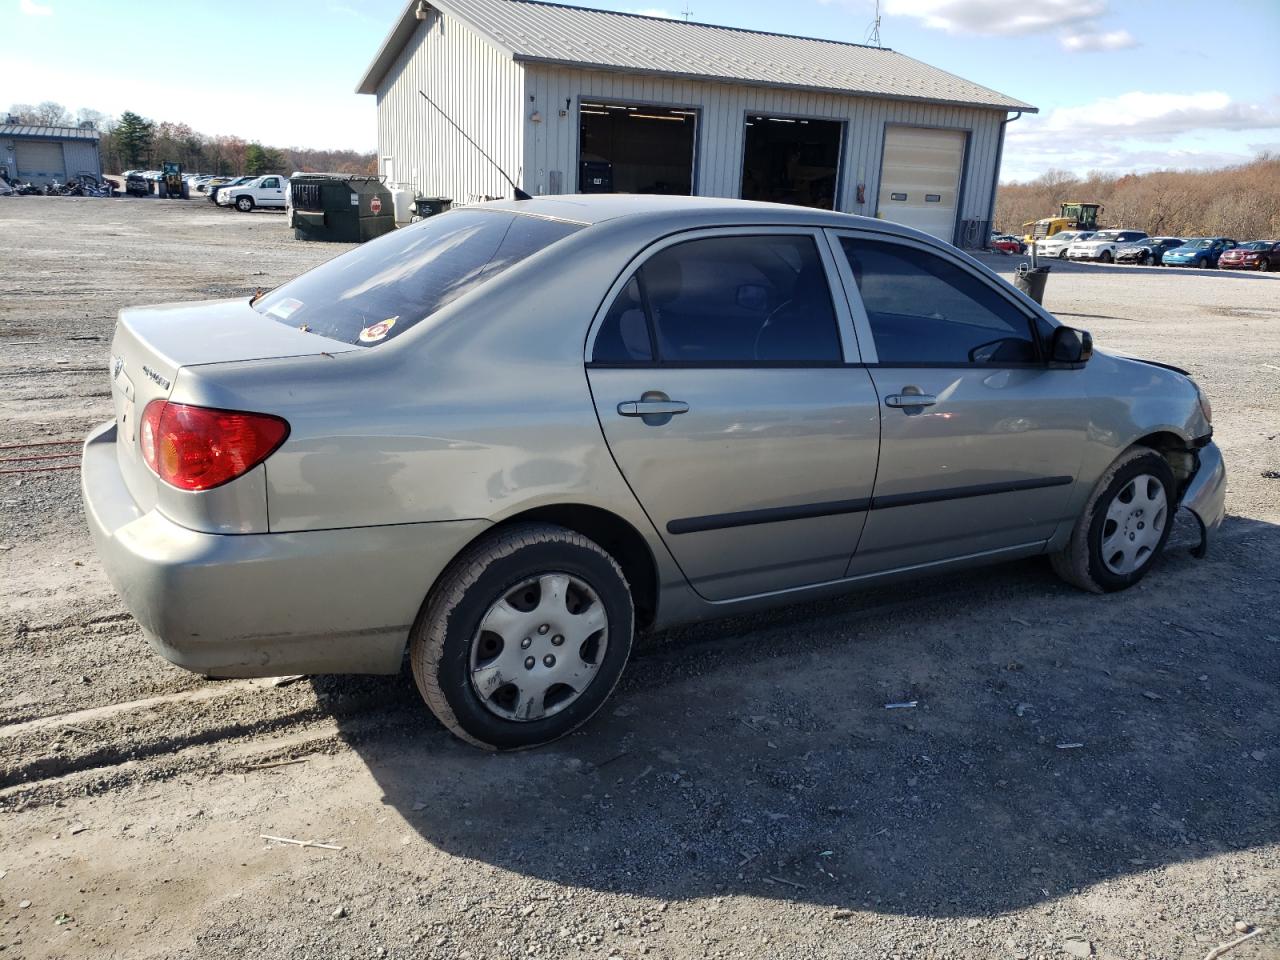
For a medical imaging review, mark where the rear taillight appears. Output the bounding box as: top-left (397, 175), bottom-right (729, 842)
top-left (139, 401), bottom-right (289, 491)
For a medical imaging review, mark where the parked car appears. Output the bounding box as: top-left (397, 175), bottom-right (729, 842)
top-left (1163, 237), bottom-right (1237, 269)
top-left (1034, 230), bottom-right (1094, 259)
top-left (1115, 237), bottom-right (1183, 266)
top-left (223, 175), bottom-right (288, 211)
top-left (211, 176), bottom-right (254, 205)
top-left (82, 196), bottom-right (1225, 750)
top-left (1218, 240), bottom-right (1279, 271)
top-left (990, 234), bottom-right (1024, 254)
top-left (1066, 229), bottom-right (1149, 263)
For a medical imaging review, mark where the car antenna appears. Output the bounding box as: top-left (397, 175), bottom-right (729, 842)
top-left (417, 90), bottom-right (532, 201)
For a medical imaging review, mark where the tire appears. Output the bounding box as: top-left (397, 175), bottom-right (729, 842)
top-left (1141, 252), bottom-right (1152, 266)
top-left (1259, 258), bottom-right (1270, 272)
top-left (1058, 249), bottom-right (1068, 259)
top-left (235, 196), bottom-right (254, 212)
top-left (409, 523), bottom-right (635, 750)
top-left (1051, 447), bottom-right (1176, 594)
top-left (1099, 250), bottom-right (1113, 263)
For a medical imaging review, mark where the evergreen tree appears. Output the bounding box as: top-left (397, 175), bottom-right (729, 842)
top-left (115, 111), bottom-right (154, 167)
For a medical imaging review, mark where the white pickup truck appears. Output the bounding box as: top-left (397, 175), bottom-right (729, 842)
top-left (224, 175), bottom-right (288, 212)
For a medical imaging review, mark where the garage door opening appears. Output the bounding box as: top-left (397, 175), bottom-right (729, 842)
top-left (578, 102), bottom-right (696, 195)
top-left (740, 115), bottom-right (842, 210)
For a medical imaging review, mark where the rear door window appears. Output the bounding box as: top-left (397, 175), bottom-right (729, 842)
top-left (255, 210), bottom-right (582, 346)
top-left (592, 234), bottom-right (842, 364)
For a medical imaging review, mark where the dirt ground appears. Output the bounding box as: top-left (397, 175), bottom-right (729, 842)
top-left (1, 196), bottom-right (1277, 960)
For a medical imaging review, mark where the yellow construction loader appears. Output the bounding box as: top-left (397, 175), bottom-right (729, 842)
top-left (1022, 202), bottom-right (1103, 244)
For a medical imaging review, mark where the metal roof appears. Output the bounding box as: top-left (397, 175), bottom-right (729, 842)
top-left (357, 0), bottom-right (1035, 113)
top-left (0, 123), bottom-right (101, 141)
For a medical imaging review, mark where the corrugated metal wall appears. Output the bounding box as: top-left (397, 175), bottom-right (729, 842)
top-left (60, 140), bottom-right (102, 179)
top-left (522, 65), bottom-right (1004, 236)
top-left (375, 8), bottom-right (525, 205)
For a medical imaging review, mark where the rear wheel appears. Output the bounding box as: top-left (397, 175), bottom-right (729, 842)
top-left (410, 523), bottom-right (635, 750)
top-left (1051, 447), bottom-right (1175, 593)
top-left (235, 195), bottom-right (254, 212)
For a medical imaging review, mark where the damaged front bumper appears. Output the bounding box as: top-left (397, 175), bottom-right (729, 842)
top-left (1181, 440), bottom-right (1226, 558)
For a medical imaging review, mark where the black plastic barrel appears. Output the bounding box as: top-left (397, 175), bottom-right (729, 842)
top-left (1015, 263), bottom-right (1050, 304)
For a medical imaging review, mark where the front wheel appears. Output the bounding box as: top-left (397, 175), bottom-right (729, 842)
top-left (1051, 447), bottom-right (1176, 593)
top-left (235, 196), bottom-right (254, 212)
top-left (1258, 258), bottom-right (1270, 272)
top-left (1058, 249), bottom-right (1068, 259)
top-left (1141, 252), bottom-right (1152, 266)
top-left (1099, 250), bottom-right (1113, 263)
top-left (410, 523), bottom-right (635, 750)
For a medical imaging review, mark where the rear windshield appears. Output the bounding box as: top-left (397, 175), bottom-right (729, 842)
top-left (254, 209), bottom-right (583, 346)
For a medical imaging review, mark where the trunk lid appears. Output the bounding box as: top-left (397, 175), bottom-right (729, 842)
top-left (108, 298), bottom-right (354, 510)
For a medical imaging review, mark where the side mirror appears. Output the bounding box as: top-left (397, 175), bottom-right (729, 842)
top-left (1051, 326), bottom-right (1093, 365)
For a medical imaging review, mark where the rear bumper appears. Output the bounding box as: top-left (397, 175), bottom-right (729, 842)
top-left (1180, 441), bottom-right (1226, 559)
top-left (81, 421), bottom-right (490, 678)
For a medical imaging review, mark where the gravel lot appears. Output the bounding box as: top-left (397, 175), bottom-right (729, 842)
top-left (1, 196), bottom-right (1277, 960)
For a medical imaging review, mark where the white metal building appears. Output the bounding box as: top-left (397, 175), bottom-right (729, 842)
top-left (357, 0), bottom-right (1035, 245)
top-left (0, 123), bottom-right (102, 187)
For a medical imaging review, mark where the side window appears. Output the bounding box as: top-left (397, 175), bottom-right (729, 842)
top-left (838, 237), bottom-right (1038, 365)
top-left (599, 235), bottom-right (841, 364)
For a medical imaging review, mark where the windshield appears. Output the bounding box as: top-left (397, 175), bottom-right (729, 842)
top-left (254, 210), bottom-right (583, 347)
top-left (1183, 239), bottom-right (1213, 249)
top-left (1240, 241), bottom-right (1269, 250)
top-left (1090, 232), bottom-right (1120, 241)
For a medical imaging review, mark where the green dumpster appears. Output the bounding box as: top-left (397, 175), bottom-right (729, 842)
top-left (289, 174), bottom-right (395, 243)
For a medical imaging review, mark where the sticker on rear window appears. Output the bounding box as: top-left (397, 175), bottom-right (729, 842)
top-left (359, 316), bottom-right (398, 343)
top-left (266, 297), bottom-right (303, 320)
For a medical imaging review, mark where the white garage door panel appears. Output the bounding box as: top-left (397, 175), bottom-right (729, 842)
top-left (15, 140), bottom-right (66, 181)
top-left (877, 126), bottom-right (965, 242)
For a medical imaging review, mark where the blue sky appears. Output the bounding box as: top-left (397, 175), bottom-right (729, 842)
top-left (2, 0), bottom-right (1277, 182)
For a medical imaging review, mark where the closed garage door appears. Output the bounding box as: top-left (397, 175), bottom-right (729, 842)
top-left (877, 126), bottom-right (965, 242)
top-left (16, 140), bottom-right (65, 183)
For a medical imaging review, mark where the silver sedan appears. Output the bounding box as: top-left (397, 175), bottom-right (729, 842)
top-left (82, 196), bottom-right (1226, 749)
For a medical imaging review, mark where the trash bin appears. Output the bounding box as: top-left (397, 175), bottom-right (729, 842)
top-left (1014, 263), bottom-right (1050, 304)
top-left (412, 196), bottom-right (452, 219)
top-left (289, 174), bottom-right (395, 243)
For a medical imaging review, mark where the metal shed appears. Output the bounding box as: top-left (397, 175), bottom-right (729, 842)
top-left (357, 0), bottom-right (1035, 246)
top-left (0, 123), bottom-right (103, 187)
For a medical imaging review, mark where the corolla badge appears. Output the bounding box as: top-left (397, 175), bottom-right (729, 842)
top-left (141, 364), bottom-right (171, 391)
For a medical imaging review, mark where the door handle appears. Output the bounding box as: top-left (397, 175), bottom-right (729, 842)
top-left (884, 393), bottom-right (937, 408)
top-left (617, 400), bottom-right (690, 417)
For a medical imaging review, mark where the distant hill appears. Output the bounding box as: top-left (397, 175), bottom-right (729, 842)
top-left (996, 155), bottom-right (1280, 240)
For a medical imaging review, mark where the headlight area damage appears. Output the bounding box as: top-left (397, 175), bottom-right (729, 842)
top-left (1179, 440), bottom-right (1226, 559)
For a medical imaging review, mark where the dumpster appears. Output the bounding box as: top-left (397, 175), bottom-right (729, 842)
top-left (1014, 262), bottom-right (1050, 304)
top-left (289, 174), bottom-right (395, 243)
top-left (413, 196), bottom-right (452, 219)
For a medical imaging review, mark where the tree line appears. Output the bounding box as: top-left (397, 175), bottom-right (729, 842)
top-left (5, 101), bottom-right (376, 178)
top-left (996, 155), bottom-right (1280, 240)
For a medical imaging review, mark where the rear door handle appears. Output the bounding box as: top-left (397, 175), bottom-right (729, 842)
top-left (884, 393), bottom-right (937, 408)
top-left (617, 400), bottom-right (690, 417)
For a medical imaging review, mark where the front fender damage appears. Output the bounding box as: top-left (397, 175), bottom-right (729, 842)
top-left (1179, 441), bottom-right (1226, 559)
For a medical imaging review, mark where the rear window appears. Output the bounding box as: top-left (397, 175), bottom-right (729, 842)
top-left (254, 210), bottom-right (582, 346)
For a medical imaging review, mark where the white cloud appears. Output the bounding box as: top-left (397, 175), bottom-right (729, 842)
top-left (882, 0), bottom-right (1102, 35)
top-left (1000, 92), bottom-right (1280, 180)
top-left (1061, 27), bottom-right (1137, 52)
top-left (1019, 92), bottom-right (1280, 141)
top-left (19, 0), bottom-right (53, 15)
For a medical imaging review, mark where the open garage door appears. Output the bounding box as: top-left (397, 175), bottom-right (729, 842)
top-left (740, 115), bottom-right (841, 210)
top-left (16, 140), bottom-right (65, 184)
top-left (877, 126), bottom-right (965, 242)
top-left (578, 102), bottom-right (695, 195)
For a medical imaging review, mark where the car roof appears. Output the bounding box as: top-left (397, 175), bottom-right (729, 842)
top-left (480, 193), bottom-right (917, 235)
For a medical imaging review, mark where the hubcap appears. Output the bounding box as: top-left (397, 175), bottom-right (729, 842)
top-left (468, 573), bottom-right (608, 722)
top-left (1101, 474), bottom-right (1167, 575)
